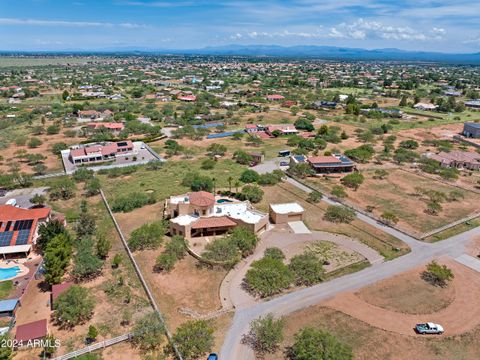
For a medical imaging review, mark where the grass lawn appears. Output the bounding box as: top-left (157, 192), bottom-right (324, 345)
top-left (99, 159), bottom-right (247, 204)
top-left (264, 305), bottom-right (480, 360)
top-left (0, 281), bottom-right (13, 299)
top-left (257, 182), bottom-right (409, 260)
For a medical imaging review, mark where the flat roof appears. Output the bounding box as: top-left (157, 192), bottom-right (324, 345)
top-left (0, 299), bottom-right (19, 312)
top-left (270, 203), bottom-right (305, 215)
top-left (0, 244), bottom-right (31, 254)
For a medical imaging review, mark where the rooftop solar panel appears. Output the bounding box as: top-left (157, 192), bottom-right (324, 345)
top-left (0, 232), bottom-right (13, 247)
top-left (15, 230), bottom-right (30, 245)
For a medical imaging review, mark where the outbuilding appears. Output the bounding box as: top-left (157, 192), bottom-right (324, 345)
top-left (0, 298), bottom-right (19, 318)
top-left (15, 319), bottom-right (48, 344)
top-left (269, 203), bottom-right (305, 224)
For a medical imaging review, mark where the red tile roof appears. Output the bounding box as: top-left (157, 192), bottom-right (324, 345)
top-left (191, 216), bottom-right (237, 229)
top-left (0, 205), bottom-right (50, 222)
top-left (189, 191), bottom-right (215, 207)
top-left (15, 319), bottom-right (48, 342)
top-left (266, 94), bottom-right (285, 100)
top-left (51, 282), bottom-right (73, 302)
top-left (87, 122), bottom-right (124, 130)
top-left (307, 156), bottom-right (342, 164)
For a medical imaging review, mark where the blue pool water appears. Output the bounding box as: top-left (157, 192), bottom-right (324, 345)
top-left (217, 199), bottom-right (233, 204)
top-left (0, 266), bottom-right (21, 281)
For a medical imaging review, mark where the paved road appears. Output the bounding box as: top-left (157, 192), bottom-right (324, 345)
top-left (220, 174), bottom-right (480, 359)
top-left (220, 225), bottom-right (480, 359)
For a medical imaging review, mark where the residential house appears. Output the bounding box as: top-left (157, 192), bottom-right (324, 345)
top-left (167, 191), bottom-right (268, 239)
top-left (68, 141), bottom-right (134, 165)
top-left (462, 122), bottom-right (480, 138)
top-left (0, 205), bottom-right (52, 257)
top-left (423, 151), bottom-right (480, 170)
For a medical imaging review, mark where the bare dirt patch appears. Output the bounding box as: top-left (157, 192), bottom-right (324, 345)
top-left (356, 267), bottom-right (455, 315)
top-left (325, 260), bottom-right (480, 336)
top-left (134, 250), bottom-right (227, 330)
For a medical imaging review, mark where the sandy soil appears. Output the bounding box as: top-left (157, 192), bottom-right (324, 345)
top-left (356, 266), bottom-right (455, 315)
top-left (325, 260), bottom-right (480, 336)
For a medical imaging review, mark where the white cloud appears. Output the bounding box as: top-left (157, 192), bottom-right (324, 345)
top-left (327, 19), bottom-right (445, 41)
top-left (0, 17), bottom-right (147, 29)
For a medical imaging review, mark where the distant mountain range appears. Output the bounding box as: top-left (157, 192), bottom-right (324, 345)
top-left (2, 45), bottom-right (480, 64)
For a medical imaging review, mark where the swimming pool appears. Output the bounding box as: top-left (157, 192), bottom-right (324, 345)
top-left (217, 199), bottom-right (233, 204)
top-left (0, 266), bottom-right (21, 281)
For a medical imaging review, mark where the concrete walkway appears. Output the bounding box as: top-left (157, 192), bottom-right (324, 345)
top-left (288, 221), bottom-right (311, 234)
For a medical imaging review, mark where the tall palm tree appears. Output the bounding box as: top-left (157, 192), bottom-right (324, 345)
top-left (234, 181), bottom-right (240, 194)
top-left (227, 176), bottom-right (233, 193)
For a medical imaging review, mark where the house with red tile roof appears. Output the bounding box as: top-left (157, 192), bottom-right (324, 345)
top-left (167, 192), bottom-right (268, 239)
top-left (177, 94), bottom-right (197, 102)
top-left (266, 94), bottom-right (285, 101)
top-left (265, 124), bottom-right (298, 135)
top-left (84, 122), bottom-right (125, 135)
top-left (0, 205), bottom-right (51, 257)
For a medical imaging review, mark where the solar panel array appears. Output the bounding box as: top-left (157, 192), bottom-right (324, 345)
top-left (0, 231), bottom-right (13, 247)
top-left (15, 229), bottom-right (31, 245)
top-left (13, 219), bottom-right (33, 231)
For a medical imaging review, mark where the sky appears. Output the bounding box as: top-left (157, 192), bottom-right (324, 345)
top-left (1, 0), bottom-right (480, 53)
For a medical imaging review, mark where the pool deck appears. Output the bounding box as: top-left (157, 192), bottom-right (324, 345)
top-left (0, 255), bottom-right (41, 301)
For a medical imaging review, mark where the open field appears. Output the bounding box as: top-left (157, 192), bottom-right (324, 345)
top-left (0, 57), bottom-right (110, 67)
top-left (356, 267), bottom-right (455, 315)
top-left (265, 261), bottom-right (480, 360)
top-left (256, 182), bottom-right (410, 259)
top-left (100, 159), bottom-right (247, 205)
top-left (305, 168), bottom-right (480, 237)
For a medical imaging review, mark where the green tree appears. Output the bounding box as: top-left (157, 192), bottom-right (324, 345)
top-left (323, 205), bottom-right (356, 224)
top-left (289, 252), bottom-right (324, 286)
top-left (207, 143), bottom-right (227, 156)
top-left (131, 313), bottom-right (165, 351)
top-left (44, 233), bottom-right (73, 285)
top-left (76, 200), bottom-right (96, 238)
top-left (85, 177), bottom-right (101, 197)
top-left (240, 169), bottom-right (260, 183)
top-left (241, 184), bottom-right (264, 203)
top-left (87, 325), bottom-right (98, 341)
top-left (340, 172), bottom-right (364, 191)
top-left (307, 190), bottom-right (323, 203)
top-left (128, 221), bottom-right (166, 251)
top-left (96, 234), bottom-right (111, 259)
top-left (155, 251), bottom-right (177, 272)
top-left (380, 211), bottom-right (399, 225)
top-left (244, 313), bottom-right (285, 355)
top-left (290, 327), bottom-right (353, 360)
top-left (373, 169), bottom-right (388, 180)
top-left (30, 193), bottom-right (47, 206)
top-left (245, 257), bottom-right (294, 297)
top-left (37, 219), bottom-right (69, 251)
top-left (49, 177), bottom-right (76, 200)
top-left (331, 185), bottom-right (347, 199)
top-left (424, 261), bottom-right (454, 287)
top-left (0, 334), bottom-right (13, 360)
top-left (53, 285), bottom-right (95, 327)
top-left (172, 320), bottom-right (214, 360)
top-left (72, 238), bottom-right (103, 281)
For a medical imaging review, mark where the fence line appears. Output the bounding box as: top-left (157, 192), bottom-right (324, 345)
top-left (53, 333), bottom-right (132, 360)
top-left (420, 212), bottom-right (480, 239)
top-left (99, 190), bottom-right (183, 360)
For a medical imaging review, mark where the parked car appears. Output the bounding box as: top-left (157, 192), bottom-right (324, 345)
top-left (207, 353), bottom-right (218, 360)
top-left (415, 322), bottom-right (444, 334)
top-left (0, 189), bottom-right (7, 197)
top-left (279, 161), bottom-right (289, 166)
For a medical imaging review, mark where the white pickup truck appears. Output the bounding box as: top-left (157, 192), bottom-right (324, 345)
top-left (415, 322), bottom-right (444, 334)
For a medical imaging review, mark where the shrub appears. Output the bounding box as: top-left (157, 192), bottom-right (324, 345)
top-left (240, 184), bottom-right (264, 203)
top-left (289, 327), bottom-right (353, 360)
top-left (240, 169), bottom-right (260, 183)
top-left (245, 257), bottom-right (294, 297)
top-left (53, 286), bottom-right (95, 328)
top-left (423, 261), bottom-right (454, 287)
top-left (323, 205), bottom-right (356, 223)
top-left (307, 190), bottom-right (322, 203)
top-left (202, 237), bottom-right (240, 266)
top-left (49, 177), bottom-right (76, 200)
top-left (73, 168), bottom-right (94, 182)
top-left (340, 172), bottom-right (364, 191)
top-left (264, 247), bottom-right (285, 261)
top-left (27, 137), bottom-right (43, 148)
top-left (172, 320), bottom-right (214, 360)
top-left (111, 192), bottom-right (155, 212)
top-left (243, 313), bottom-right (285, 355)
top-left (128, 221), bottom-right (167, 251)
top-left (201, 158), bottom-right (216, 170)
top-left (289, 252), bottom-right (324, 286)
top-left (155, 252), bottom-right (177, 272)
top-left (131, 313), bottom-right (165, 351)
top-left (229, 227), bottom-right (258, 257)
